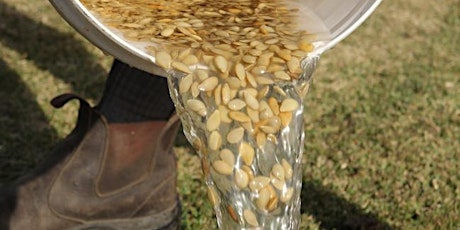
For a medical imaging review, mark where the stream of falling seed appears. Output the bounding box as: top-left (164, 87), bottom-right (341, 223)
top-left (81, 0), bottom-right (318, 229)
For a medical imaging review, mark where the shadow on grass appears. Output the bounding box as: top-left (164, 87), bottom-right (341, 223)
top-left (0, 1), bottom-right (108, 182)
top-left (0, 59), bottom-right (58, 183)
top-left (301, 180), bottom-right (394, 230)
top-left (0, 1), bottom-right (107, 101)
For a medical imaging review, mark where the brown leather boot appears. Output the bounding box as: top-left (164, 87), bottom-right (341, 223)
top-left (0, 94), bottom-right (182, 230)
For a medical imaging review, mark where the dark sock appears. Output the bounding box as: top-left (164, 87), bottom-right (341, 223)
top-left (96, 59), bottom-right (175, 123)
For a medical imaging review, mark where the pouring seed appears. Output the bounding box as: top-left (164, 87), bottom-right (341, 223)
top-left (227, 205), bottom-right (240, 223)
top-left (228, 99), bottom-right (247, 111)
top-left (249, 176), bottom-right (271, 192)
top-left (209, 131), bottom-right (222, 151)
top-left (282, 159), bottom-right (294, 180)
top-left (220, 149), bottom-right (236, 166)
top-left (235, 169), bottom-right (249, 189)
top-left (280, 187), bottom-right (294, 203)
top-left (227, 127), bottom-right (245, 144)
top-left (81, 0), bottom-right (316, 225)
top-left (155, 51), bottom-right (171, 69)
top-left (207, 186), bottom-right (219, 206)
top-left (256, 187), bottom-right (270, 210)
top-left (280, 98), bottom-right (299, 112)
top-left (206, 110), bottom-right (221, 131)
top-left (243, 209), bottom-right (259, 227)
top-left (214, 56), bottom-right (228, 73)
top-left (187, 99), bottom-right (206, 116)
top-left (172, 61), bottom-right (192, 73)
top-left (179, 74), bottom-right (193, 94)
top-left (271, 163), bottom-right (285, 181)
top-left (229, 111), bottom-right (251, 123)
top-left (212, 160), bottom-right (233, 175)
top-left (239, 142), bottom-right (255, 165)
top-left (198, 76), bottom-right (219, 91)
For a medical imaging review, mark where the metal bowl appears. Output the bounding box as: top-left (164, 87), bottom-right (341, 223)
top-left (49, 0), bottom-right (381, 76)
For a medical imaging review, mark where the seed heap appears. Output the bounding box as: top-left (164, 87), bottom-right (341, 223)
top-left (81, 0), bottom-right (313, 227)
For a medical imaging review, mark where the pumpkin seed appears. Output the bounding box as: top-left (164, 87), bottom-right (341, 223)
top-left (239, 141), bottom-right (255, 165)
top-left (155, 51), bottom-right (171, 69)
top-left (229, 111), bottom-right (251, 123)
top-left (212, 160), bottom-right (233, 175)
top-left (226, 127), bottom-right (244, 143)
top-left (235, 168), bottom-right (249, 189)
top-left (179, 74), bottom-right (193, 94)
top-left (209, 131), bottom-right (222, 151)
top-left (280, 98), bottom-right (299, 112)
top-left (249, 176), bottom-right (271, 192)
top-left (198, 76), bottom-right (219, 91)
top-left (214, 55), bottom-right (228, 73)
top-left (280, 187), bottom-right (294, 203)
top-left (282, 159), bottom-right (293, 180)
top-left (256, 187), bottom-right (270, 210)
top-left (206, 110), bottom-right (221, 131)
top-left (187, 99), bottom-right (206, 116)
top-left (271, 163), bottom-right (285, 181)
top-left (279, 111), bottom-right (293, 127)
top-left (172, 61), bottom-right (192, 73)
top-left (207, 186), bottom-right (219, 206)
top-left (228, 99), bottom-right (246, 111)
top-left (227, 205), bottom-right (240, 224)
top-left (243, 209), bottom-right (259, 227)
top-left (244, 91), bottom-right (259, 110)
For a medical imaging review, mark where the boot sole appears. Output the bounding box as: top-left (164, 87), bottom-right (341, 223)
top-left (65, 201), bottom-right (181, 230)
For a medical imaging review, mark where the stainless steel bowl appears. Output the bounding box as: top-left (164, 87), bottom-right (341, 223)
top-left (49, 0), bottom-right (381, 76)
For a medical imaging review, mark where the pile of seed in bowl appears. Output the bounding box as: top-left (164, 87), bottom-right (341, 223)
top-left (81, 0), bottom-right (314, 227)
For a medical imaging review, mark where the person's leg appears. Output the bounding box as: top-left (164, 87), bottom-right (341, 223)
top-left (97, 59), bottom-right (175, 122)
top-left (0, 60), bottom-right (181, 230)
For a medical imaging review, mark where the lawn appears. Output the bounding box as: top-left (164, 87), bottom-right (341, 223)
top-left (0, 0), bottom-right (459, 229)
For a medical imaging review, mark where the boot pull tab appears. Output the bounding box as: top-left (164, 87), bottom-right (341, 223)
top-left (50, 93), bottom-right (101, 132)
top-left (50, 93), bottom-right (90, 109)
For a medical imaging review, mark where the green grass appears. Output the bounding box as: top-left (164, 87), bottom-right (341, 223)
top-left (1, 0), bottom-right (459, 229)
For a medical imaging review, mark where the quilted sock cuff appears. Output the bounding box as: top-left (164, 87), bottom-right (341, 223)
top-left (96, 59), bottom-right (175, 123)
